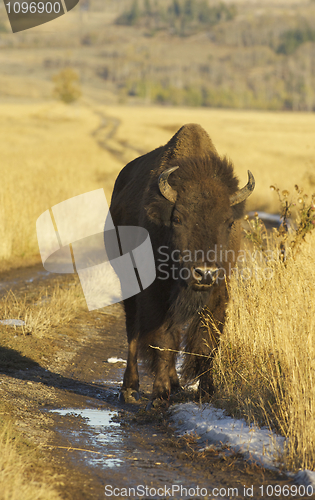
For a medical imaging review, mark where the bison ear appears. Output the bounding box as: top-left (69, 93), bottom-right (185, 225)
top-left (145, 202), bottom-right (172, 227)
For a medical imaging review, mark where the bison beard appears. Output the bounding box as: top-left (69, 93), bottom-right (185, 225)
top-left (107, 123), bottom-right (255, 404)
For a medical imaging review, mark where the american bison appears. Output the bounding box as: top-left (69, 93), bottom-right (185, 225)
top-left (108, 124), bottom-right (255, 404)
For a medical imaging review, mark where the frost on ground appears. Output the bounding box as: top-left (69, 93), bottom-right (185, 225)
top-left (107, 357), bottom-right (127, 364)
top-left (171, 403), bottom-right (315, 487)
top-left (0, 319), bottom-right (25, 326)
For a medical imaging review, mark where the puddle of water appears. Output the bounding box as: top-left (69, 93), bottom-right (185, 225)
top-left (88, 456), bottom-right (122, 468)
top-left (49, 408), bottom-right (223, 496)
top-left (51, 408), bottom-right (119, 428)
top-left (50, 408), bottom-right (124, 468)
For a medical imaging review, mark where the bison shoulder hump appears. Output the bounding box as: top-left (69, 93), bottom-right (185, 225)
top-left (163, 123), bottom-right (218, 161)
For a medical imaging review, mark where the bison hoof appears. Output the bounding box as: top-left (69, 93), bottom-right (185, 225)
top-left (119, 388), bottom-right (140, 404)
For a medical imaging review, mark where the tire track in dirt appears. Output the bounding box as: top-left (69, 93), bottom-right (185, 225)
top-left (91, 109), bottom-right (145, 164)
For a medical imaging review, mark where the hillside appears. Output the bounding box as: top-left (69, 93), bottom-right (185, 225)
top-left (0, 0), bottom-right (315, 111)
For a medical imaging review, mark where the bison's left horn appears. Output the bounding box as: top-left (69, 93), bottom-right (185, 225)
top-left (158, 166), bottom-right (179, 203)
top-left (230, 170), bottom-right (255, 206)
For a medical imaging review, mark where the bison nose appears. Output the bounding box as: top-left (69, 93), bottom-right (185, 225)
top-left (193, 266), bottom-right (220, 285)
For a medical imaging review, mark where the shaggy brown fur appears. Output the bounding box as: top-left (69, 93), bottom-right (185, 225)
top-left (107, 124), bottom-right (252, 402)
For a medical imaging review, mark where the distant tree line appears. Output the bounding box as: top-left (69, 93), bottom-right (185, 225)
top-left (209, 13), bottom-right (315, 56)
top-left (2, 0), bottom-right (315, 112)
top-left (100, 38), bottom-right (315, 112)
top-left (116, 1), bottom-right (315, 56)
top-left (116, 0), bottom-right (236, 35)
top-left (276, 27), bottom-right (315, 55)
top-left (100, 1), bottom-right (315, 111)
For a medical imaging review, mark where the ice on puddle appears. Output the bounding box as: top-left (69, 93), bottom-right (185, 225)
top-left (107, 357), bottom-right (126, 364)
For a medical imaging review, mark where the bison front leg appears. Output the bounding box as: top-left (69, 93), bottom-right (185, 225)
top-left (119, 335), bottom-right (140, 403)
top-left (119, 297), bottom-right (140, 403)
top-left (150, 327), bottom-right (180, 401)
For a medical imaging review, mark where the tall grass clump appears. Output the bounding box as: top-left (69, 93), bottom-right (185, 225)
top-left (212, 188), bottom-right (315, 471)
top-left (0, 281), bottom-right (84, 337)
top-left (0, 423), bottom-right (61, 500)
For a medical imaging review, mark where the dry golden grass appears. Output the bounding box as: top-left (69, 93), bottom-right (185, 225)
top-left (1, 101), bottom-right (315, 264)
top-left (1, 101), bottom-right (315, 473)
top-left (101, 105), bottom-right (315, 212)
top-left (0, 423), bottom-right (61, 500)
top-left (0, 281), bottom-right (84, 337)
top-left (213, 231), bottom-right (315, 471)
top-left (0, 101), bottom-right (122, 264)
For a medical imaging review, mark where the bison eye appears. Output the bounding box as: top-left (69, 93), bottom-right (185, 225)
top-left (172, 215), bottom-right (181, 225)
top-left (228, 220), bottom-right (235, 230)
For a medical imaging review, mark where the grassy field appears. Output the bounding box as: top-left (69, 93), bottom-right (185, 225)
top-left (0, 101), bottom-right (121, 266)
top-left (0, 0), bottom-right (314, 492)
top-left (1, 100), bottom-right (315, 265)
top-left (101, 104), bottom-right (315, 211)
top-left (1, 101), bottom-right (315, 480)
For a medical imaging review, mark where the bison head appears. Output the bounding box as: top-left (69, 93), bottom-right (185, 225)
top-left (147, 154), bottom-right (254, 295)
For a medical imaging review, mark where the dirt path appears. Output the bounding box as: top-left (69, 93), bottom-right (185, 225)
top-left (0, 112), bottom-right (300, 499)
top-left (0, 265), bottom-right (300, 500)
top-left (90, 108), bottom-right (145, 164)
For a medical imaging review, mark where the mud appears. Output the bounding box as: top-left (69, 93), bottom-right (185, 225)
top-left (0, 264), bottom-right (301, 500)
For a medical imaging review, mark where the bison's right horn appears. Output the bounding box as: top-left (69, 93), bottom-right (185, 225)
top-left (158, 166), bottom-right (179, 203)
top-left (229, 170), bottom-right (255, 206)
